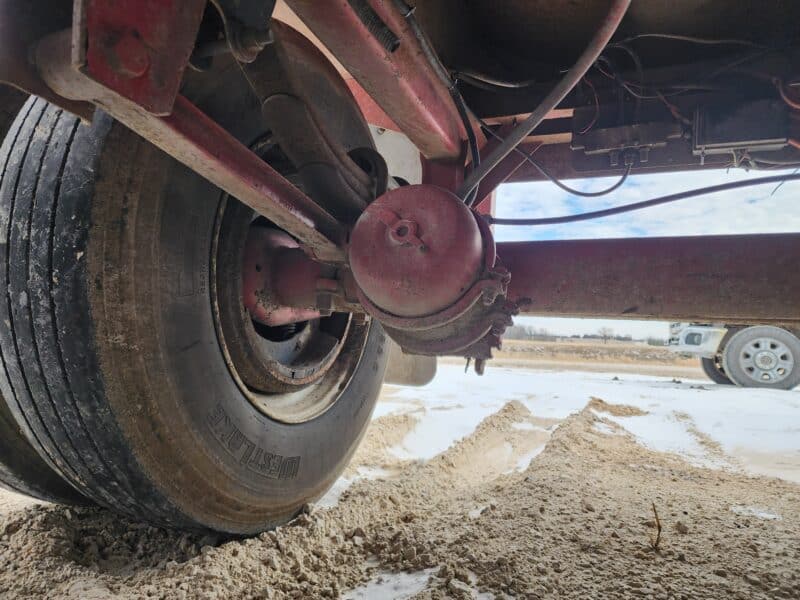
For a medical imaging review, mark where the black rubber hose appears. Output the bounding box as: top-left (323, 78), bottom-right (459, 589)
top-left (486, 173), bottom-right (800, 226)
top-left (479, 119), bottom-right (632, 198)
top-left (456, 0), bottom-right (632, 200)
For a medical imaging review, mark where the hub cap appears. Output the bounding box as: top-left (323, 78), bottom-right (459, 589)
top-left (738, 337), bottom-right (795, 384)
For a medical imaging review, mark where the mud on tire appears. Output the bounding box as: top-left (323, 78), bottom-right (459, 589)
top-left (0, 75), bottom-right (387, 533)
top-left (0, 89), bottom-right (86, 504)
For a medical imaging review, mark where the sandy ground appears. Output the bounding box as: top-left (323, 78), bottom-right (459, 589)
top-left (0, 362), bottom-right (799, 599)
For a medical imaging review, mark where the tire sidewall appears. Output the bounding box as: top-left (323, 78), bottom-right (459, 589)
top-left (86, 66), bottom-right (387, 532)
top-left (700, 356), bottom-right (732, 385)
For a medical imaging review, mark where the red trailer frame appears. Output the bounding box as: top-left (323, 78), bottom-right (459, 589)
top-left (2, 0), bottom-right (799, 370)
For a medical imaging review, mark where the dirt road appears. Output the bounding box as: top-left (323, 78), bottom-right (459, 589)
top-left (0, 366), bottom-right (798, 599)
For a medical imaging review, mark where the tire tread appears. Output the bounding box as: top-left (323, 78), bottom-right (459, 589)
top-left (0, 99), bottom-right (183, 520)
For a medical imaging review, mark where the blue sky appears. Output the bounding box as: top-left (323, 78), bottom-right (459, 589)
top-left (498, 167), bottom-right (799, 339)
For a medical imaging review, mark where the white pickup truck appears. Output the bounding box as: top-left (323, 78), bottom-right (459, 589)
top-left (668, 324), bottom-right (800, 390)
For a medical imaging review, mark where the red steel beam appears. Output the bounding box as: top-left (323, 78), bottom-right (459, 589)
top-left (284, 0), bottom-right (465, 161)
top-left (499, 234), bottom-right (800, 323)
top-left (76, 0), bottom-right (206, 115)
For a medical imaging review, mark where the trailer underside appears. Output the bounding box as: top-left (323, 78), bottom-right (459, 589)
top-left (0, 0), bottom-right (798, 532)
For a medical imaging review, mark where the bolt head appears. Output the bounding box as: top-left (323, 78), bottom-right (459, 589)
top-left (110, 32), bottom-right (150, 78)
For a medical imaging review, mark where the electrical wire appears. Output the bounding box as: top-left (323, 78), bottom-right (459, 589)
top-left (530, 162), bottom-right (632, 197)
top-left (770, 168), bottom-right (799, 196)
top-left (613, 33), bottom-right (767, 49)
top-left (775, 79), bottom-right (800, 110)
top-left (751, 157), bottom-right (797, 166)
top-left (577, 77), bottom-right (600, 134)
top-left (596, 44), bottom-right (776, 104)
top-left (451, 81), bottom-right (481, 205)
top-left (456, 0), bottom-right (632, 200)
top-left (605, 43), bottom-right (644, 118)
top-left (453, 69), bottom-right (537, 90)
top-left (486, 173), bottom-right (800, 226)
top-left (478, 119), bottom-right (632, 197)
top-left (392, 0), bottom-right (481, 204)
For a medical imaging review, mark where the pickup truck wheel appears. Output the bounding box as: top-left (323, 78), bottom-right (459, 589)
top-left (0, 72), bottom-right (387, 532)
top-left (722, 326), bottom-right (800, 390)
top-left (0, 90), bottom-right (86, 504)
top-left (700, 356), bottom-right (733, 385)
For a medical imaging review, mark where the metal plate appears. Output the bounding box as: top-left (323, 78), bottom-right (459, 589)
top-left (77, 0), bottom-right (206, 115)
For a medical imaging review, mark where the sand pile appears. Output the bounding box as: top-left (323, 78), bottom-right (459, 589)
top-left (0, 396), bottom-right (797, 599)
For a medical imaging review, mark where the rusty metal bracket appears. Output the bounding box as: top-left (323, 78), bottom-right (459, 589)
top-left (73, 0), bottom-right (206, 116)
top-left (285, 0), bottom-right (466, 161)
top-left (37, 29), bottom-right (347, 262)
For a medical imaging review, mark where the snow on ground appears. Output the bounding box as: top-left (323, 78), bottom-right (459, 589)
top-left (358, 364), bottom-right (800, 486)
top-left (322, 363), bottom-right (800, 507)
top-left (339, 363), bottom-right (800, 599)
top-left (4, 361), bottom-right (798, 599)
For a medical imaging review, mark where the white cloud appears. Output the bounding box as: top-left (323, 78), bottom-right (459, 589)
top-left (495, 167), bottom-right (800, 241)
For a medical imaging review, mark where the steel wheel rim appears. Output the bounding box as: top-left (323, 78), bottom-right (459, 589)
top-left (210, 135), bottom-right (369, 424)
top-left (737, 336), bottom-right (795, 384)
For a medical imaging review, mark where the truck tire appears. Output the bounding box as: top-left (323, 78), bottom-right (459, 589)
top-left (0, 86), bottom-right (26, 134)
top-left (722, 326), bottom-right (800, 390)
top-left (0, 75), bottom-right (387, 532)
top-left (700, 356), bottom-right (733, 385)
top-left (0, 88), bottom-right (86, 504)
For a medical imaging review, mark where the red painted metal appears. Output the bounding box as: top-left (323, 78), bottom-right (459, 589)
top-left (38, 29), bottom-right (347, 262)
top-left (284, 0), bottom-right (465, 161)
top-left (499, 234), bottom-right (800, 323)
top-left (77, 0), bottom-right (206, 115)
top-left (242, 228), bottom-right (325, 327)
top-left (472, 124), bottom-right (542, 207)
top-left (345, 77), bottom-right (399, 131)
top-left (349, 185), bottom-right (485, 317)
top-left (159, 96), bottom-right (348, 261)
top-left (421, 157), bottom-right (464, 192)
top-left (473, 190), bottom-right (496, 217)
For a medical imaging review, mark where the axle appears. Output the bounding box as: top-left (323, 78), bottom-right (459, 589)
top-left (1, 1), bottom-right (798, 374)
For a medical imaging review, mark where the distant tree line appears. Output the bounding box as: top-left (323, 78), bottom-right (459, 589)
top-left (504, 325), bottom-right (648, 343)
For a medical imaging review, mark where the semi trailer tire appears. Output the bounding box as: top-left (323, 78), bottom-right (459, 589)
top-left (0, 70), bottom-right (387, 532)
top-left (0, 88), bottom-right (86, 504)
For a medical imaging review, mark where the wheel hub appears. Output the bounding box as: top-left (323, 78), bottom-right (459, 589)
top-left (739, 337), bottom-right (794, 383)
top-left (754, 350), bottom-right (777, 370)
top-left (212, 196), bottom-right (368, 423)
